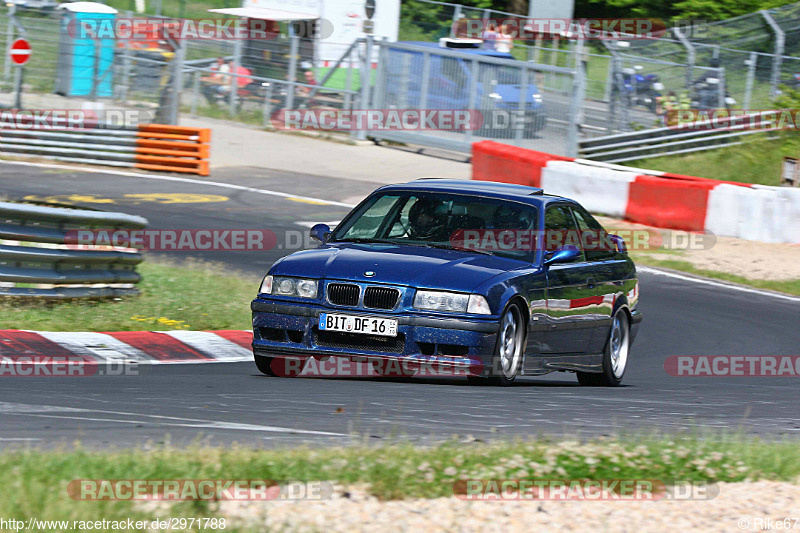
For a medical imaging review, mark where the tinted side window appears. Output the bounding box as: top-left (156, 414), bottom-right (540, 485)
top-left (544, 204), bottom-right (583, 263)
top-left (571, 206), bottom-right (615, 261)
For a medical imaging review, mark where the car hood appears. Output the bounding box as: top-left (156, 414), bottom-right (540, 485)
top-left (270, 243), bottom-right (524, 292)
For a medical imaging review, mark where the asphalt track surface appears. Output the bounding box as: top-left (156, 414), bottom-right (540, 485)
top-left (1, 161), bottom-right (799, 449)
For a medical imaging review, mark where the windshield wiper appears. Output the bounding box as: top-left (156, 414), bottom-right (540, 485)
top-left (424, 242), bottom-right (494, 255)
top-left (333, 238), bottom-right (410, 245)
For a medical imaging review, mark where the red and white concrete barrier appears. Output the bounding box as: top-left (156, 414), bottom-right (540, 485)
top-left (472, 141), bottom-right (800, 244)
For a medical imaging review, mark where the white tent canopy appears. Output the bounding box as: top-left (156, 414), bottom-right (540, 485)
top-left (207, 7), bottom-right (319, 21)
top-left (57, 2), bottom-right (118, 14)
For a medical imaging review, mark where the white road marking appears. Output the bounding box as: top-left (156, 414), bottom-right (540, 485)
top-left (638, 266), bottom-right (800, 302)
top-left (0, 402), bottom-right (346, 436)
top-left (0, 159), bottom-right (357, 208)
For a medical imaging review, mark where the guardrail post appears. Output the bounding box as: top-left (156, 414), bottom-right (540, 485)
top-left (355, 35), bottom-right (373, 141)
top-left (262, 81), bottom-right (274, 128)
top-left (761, 10), bottom-right (784, 97)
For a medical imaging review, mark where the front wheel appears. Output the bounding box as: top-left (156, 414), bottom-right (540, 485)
top-left (479, 303), bottom-right (525, 386)
top-left (254, 354), bottom-right (306, 377)
top-left (577, 310), bottom-right (630, 387)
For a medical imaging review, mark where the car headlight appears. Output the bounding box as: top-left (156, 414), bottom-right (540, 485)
top-left (413, 290), bottom-right (491, 314)
top-left (260, 275), bottom-right (318, 298)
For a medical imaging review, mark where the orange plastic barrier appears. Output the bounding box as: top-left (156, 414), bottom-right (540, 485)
top-left (134, 124), bottom-right (211, 176)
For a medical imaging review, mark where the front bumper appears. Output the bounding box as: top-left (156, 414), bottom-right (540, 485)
top-left (251, 298), bottom-right (497, 371)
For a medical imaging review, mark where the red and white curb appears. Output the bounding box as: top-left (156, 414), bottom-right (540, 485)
top-left (0, 330), bottom-right (253, 364)
top-left (472, 141), bottom-right (800, 244)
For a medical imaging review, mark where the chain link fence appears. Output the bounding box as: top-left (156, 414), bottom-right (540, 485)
top-left (3, 1), bottom-right (800, 156)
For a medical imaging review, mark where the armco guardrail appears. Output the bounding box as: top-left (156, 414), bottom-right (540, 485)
top-left (578, 111), bottom-right (780, 163)
top-left (0, 202), bottom-right (148, 298)
top-left (473, 140), bottom-right (800, 244)
top-left (0, 123), bottom-right (210, 176)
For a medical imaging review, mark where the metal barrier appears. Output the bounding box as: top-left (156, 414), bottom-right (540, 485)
top-left (578, 110), bottom-right (780, 163)
top-left (0, 201), bottom-right (148, 298)
top-left (0, 123), bottom-right (211, 175)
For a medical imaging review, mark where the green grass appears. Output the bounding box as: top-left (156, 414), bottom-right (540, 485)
top-left (629, 255), bottom-right (800, 296)
top-left (626, 134), bottom-right (800, 186)
top-left (0, 259), bottom-right (257, 331)
top-left (1, 435), bottom-right (799, 528)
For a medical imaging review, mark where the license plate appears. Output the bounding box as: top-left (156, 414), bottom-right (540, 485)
top-left (319, 313), bottom-right (398, 337)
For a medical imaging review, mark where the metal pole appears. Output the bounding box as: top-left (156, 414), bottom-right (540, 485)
top-left (169, 40), bottom-right (185, 124)
top-left (229, 38), bottom-right (242, 116)
top-left (673, 27), bottom-right (695, 90)
top-left (718, 67), bottom-right (726, 108)
top-left (566, 41), bottom-right (585, 157)
top-left (744, 52), bottom-right (756, 110)
top-left (286, 32), bottom-right (299, 111)
top-left (13, 66), bottom-right (22, 108)
top-left (354, 34), bottom-right (373, 141)
top-left (190, 69), bottom-right (199, 118)
top-left (761, 10), bottom-right (784, 97)
top-left (90, 41), bottom-right (99, 101)
top-left (513, 66), bottom-right (528, 146)
top-left (4, 3), bottom-right (16, 82)
top-left (262, 81), bottom-right (273, 127)
top-left (465, 58), bottom-right (478, 147)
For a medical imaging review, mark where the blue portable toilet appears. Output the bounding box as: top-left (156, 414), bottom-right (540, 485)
top-left (55, 2), bottom-right (118, 97)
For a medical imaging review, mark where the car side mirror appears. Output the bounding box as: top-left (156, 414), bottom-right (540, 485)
top-left (543, 245), bottom-right (580, 266)
top-left (609, 234), bottom-right (627, 253)
top-left (310, 223), bottom-right (331, 243)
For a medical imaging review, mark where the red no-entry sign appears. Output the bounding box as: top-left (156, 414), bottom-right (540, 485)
top-left (9, 38), bottom-right (31, 66)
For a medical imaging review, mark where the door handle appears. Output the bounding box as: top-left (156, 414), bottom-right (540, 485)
top-left (586, 277), bottom-right (596, 289)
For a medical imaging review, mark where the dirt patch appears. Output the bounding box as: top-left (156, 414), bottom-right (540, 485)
top-left (217, 480), bottom-right (800, 532)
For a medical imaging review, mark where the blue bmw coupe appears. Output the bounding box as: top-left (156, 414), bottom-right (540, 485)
top-left (251, 179), bottom-right (642, 386)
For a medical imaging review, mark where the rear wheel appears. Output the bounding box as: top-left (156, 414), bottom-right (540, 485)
top-left (577, 310), bottom-right (630, 387)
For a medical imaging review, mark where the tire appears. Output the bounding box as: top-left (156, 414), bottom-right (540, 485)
top-left (577, 310), bottom-right (630, 387)
top-left (254, 354), bottom-right (305, 377)
top-left (485, 303), bottom-right (525, 386)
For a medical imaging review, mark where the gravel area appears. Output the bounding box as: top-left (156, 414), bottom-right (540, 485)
top-left (596, 216), bottom-right (800, 281)
top-left (216, 481), bottom-right (800, 532)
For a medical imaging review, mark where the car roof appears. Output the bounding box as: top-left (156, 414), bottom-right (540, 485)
top-left (398, 41), bottom-right (516, 60)
top-left (377, 179), bottom-right (572, 206)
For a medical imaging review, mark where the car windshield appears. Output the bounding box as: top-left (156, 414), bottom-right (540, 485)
top-left (330, 191), bottom-right (538, 260)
